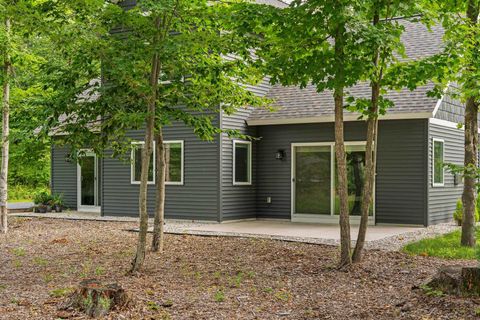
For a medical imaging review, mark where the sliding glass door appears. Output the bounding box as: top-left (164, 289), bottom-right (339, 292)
top-left (292, 142), bottom-right (374, 221)
top-left (334, 144), bottom-right (373, 216)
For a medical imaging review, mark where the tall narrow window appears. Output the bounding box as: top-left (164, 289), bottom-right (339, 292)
top-left (233, 141), bottom-right (252, 185)
top-left (131, 142), bottom-right (155, 184)
top-left (164, 141), bottom-right (184, 185)
top-left (433, 139), bottom-right (445, 186)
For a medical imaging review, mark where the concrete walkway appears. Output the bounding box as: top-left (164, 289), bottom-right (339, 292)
top-left (7, 202), bottom-right (33, 210)
top-left (10, 211), bottom-right (459, 251)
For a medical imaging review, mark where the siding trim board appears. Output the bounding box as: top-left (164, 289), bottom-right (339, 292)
top-left (247, 112), bottom-right (434, 126)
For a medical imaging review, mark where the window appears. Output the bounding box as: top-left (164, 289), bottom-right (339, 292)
top-left (131, 142), bottom-right (155, 184)
top-left (233, 141), bottom-right (252, 185)
top-left (433, 139), bottom-right (445, 186)
top-left (164, 141), bottom-right (184, 185)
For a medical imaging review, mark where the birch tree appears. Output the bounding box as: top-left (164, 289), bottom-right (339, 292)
top-left (0, 0), bottom-right (44, 233)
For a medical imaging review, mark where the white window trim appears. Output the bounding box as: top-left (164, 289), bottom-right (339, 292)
top-left (164, 140), bottom-right (184, 186)
top-left (233, 140), bottom-right (252, 186)
top-left (432, 138), bottom-right (445, 187)
top-left (77, 149), bottom-right (101, 213)
top-left (131, 141), bottom-right (156, 185)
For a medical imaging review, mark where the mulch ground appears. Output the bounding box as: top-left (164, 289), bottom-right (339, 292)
top-left (0, 217), bottom-right (479, 320)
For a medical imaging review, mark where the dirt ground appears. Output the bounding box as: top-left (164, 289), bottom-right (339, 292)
top-left (0, 217), bottom-right (479, 320)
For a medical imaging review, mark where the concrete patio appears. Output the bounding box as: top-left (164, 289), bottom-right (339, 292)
top-left (10, 211), bottom-right (459, 250)
top-left (186, 220), bottom-right (421, 242)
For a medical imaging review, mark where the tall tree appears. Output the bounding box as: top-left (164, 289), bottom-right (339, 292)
top-left (461, 0), bottom-right (480, 247)
top-left (228, 0), bottom-right (372, 267)
top-left (352, 0), bottom-right (422, 262)
top-left (41, 0), bottom-right (267, 272)
top-left (420, 0), bottom-right (480, 247)
top-left (0, 15), bottom-right (11, 234)
top-left (0, 0), bottom-right (48, 233)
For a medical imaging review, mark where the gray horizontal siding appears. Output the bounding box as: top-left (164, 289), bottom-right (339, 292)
top-left (435, 93), bottom-right (464, 124)
top-left (428, 123), bottom-right (464, 225)
top-left (221, 110), bottom-right (257, 221)
top-left (220, 77), bottom-right (271, 221)
top-left (51, 144), bottom-right (77, 210)
top-left (102, 121), bottom-right (220, 221)
top-left (254, 120), bottom-right (428, 225)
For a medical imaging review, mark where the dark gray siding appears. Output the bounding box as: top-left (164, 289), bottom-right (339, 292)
top-left (428, 123), bottom-right (464, 224)
top-left (435, 93), bottom-right (464, 124)
top-left (51, 144), bottom-right (77, 210)
top-left (254, 120), bottom-right (429, 225)
top-left (221, 110), bottom-right (257, 221)
top-left (220, 78), bottom-right (271, 221)
top-left (102, 122), bottom-right (220, 221)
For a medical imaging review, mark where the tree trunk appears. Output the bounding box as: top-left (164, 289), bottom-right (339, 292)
top-left (461, 0), bottom-right (480, 248)
top-left (0, 17), bottom-right (11, 235)
top-left (333, 23), bottom-right (351, 268)
top-left (461, 97), bottom-right (478, 247)
top-left (130, 17), bottom-right (161, 273)
top-left (152, 127), bottom-right (166, 252)
top-left (352, 9), bottom-right (381, 263)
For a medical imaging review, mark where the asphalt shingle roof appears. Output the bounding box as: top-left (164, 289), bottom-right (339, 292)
top-left (248, 20), bottom-right (445, 124)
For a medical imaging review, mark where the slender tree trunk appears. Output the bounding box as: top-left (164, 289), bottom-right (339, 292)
top-left (152, 127), bottom-right (166, 252)
top-left (352, 9), bottom-right (381, 263)
top-left (334, 23), bottom-right (351, 268)
top-left (0, 17), bottom-right (11, 235)
top-left (461, 0), bottom-right (480, 247)
top-left (461, 97), bottom-right (478, 247)
top-left (352, 89), bottom-right (378, 262)
top-left (130, 17), bottom-right (161, 273)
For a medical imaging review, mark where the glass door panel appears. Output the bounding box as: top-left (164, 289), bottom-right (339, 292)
top-left (334, 144), bottom-right (373, 216)
top-left (79, 155), bottom-right (96, 206)
top-left (294, 146), bottom-right (331, 215)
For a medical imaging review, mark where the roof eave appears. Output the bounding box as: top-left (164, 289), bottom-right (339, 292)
top-left (246, 111), bottom-right (434, 126)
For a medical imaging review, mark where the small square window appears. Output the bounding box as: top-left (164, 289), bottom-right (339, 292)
top-left (233, 141), bottom-right (252, 185)
top-left (433, 139), bottom-right (444, 187)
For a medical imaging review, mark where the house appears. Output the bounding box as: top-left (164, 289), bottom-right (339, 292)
top-left (50, 6), bottom-right (466, 227)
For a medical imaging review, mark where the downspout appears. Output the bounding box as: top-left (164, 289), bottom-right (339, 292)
top-left (425, 119), bottom-right (430, 227)
top-left (218, 106), bottom-right (223, 223)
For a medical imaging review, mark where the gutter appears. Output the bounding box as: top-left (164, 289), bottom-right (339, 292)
top-left (247, 111), bottom-right (434, 126)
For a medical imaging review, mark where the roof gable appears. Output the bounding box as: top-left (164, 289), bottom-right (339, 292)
top-left (248, 20), bottom-right (445, 125)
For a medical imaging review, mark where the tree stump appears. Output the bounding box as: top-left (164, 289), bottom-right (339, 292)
top-left (58, 279), bottom-right (129, 318)
top-left (462, 267), bottom-right (480, 295)
top-left (425, 265), bottom-right (480, 296)
top-left (425, 265), bottom-right (463, 295)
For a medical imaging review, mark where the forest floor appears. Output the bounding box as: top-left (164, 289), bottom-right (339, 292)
top-left (0, 217), bottom-right (478, 320)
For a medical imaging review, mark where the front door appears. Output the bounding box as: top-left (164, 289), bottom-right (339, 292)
top-left (77, 151), bottom-right (100, 212)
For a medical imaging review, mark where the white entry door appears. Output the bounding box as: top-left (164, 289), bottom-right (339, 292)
top-left (77, 151), bottom-right (100, 213)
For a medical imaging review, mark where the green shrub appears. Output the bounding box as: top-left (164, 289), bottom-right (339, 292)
top-left (9, 184), bottom-right (49, 201)
top-left (453, 198), bottom-right (480, 226)
top-left (33, 191), bottom-right (52, 205)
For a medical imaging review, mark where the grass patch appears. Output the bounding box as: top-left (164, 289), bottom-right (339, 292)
top-left (402, 229), bottom-right (480, 260)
